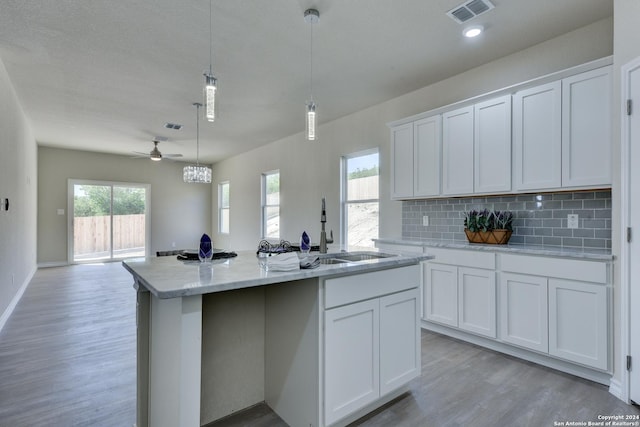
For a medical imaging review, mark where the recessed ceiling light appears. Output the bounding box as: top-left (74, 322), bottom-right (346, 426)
top-left (164, 123), bottom-right (183, 130)
top-left (463, 25), bottom-right (483, 38)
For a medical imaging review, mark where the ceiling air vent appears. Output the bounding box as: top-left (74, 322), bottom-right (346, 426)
top-left (447, 0), bottom-right (495, 24)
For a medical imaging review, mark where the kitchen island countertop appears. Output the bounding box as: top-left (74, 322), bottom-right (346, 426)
top-left (122, 249), bottom-right (433, 299)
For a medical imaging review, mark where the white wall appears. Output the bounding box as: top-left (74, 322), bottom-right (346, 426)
top-left (0, 58), bottom-right (37, 324)
top-left (211, 18), bottom-right (613, 252)
top-left (37, 147), bottom-right (212, 264)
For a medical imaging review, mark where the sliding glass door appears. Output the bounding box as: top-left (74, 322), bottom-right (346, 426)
top-left (69, 180), bottom-right (150, 262)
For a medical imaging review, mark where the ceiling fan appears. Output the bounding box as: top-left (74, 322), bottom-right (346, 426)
top-left (133, 139), bottom-right (183, 161)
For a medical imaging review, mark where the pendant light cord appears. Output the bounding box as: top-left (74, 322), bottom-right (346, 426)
top-left (309, 17), bottom-right (314, 102)
top-left (209, 0), bottom-right (213, 76)
top-left (195, 103), bottom-right (201, 166)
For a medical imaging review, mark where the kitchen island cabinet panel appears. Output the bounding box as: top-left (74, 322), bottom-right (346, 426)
top-left (380, 288), bottom-right (420, 395)
top-left (324, 299), bottom-right (380, 426)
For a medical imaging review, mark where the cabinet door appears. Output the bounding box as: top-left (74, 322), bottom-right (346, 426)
top-left (442, 106), bottom-right (474, 195)
top-left (562, 66), bottom-right (612, 188)
top-left (424, 263), bottom-right (458, 327)
top-left (414, 115), bottom-right (441, 197)
top-left (474, 95), bottom-right (512, 193)
top-left (548, 279), bottom-right (608, 370)
top-left (324, 299), bottom-right (380, 425)
top-left (390, 123), bottom-right (414, 199)
top-left (500, 273), bottom-right (548, 353)
top-left (458, 267), bottom-right (496, 338)
top-left (380, 288), bottom-right (420, 396)
top-left (513, 81), bottom-right (562, 191)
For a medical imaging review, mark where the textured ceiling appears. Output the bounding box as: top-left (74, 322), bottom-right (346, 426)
top-left (0, 0), bottom-right (612, 163)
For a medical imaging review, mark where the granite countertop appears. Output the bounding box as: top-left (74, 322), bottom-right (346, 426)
top-left (374, 237), bottom-right (614, 261)
top-left (122, 249), bottom-right (433, 299)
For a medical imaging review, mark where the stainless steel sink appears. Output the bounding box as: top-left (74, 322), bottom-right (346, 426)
top-left (333, 252), bottom-right (397, 262)
top-left (319, 258), bottom-right (349, 265)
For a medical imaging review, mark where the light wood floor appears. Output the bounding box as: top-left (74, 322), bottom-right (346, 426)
top-left (1, 263), bottom-right (638, 427)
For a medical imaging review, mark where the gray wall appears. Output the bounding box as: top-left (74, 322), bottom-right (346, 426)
top-left (210, 18), bottom-right (613, 252)
top-left (37, 147), bottom-right (212, 264)
top-left (0, 58), bottom-right (38, 322)
top-left (402, 190), bottom-right (612, 249)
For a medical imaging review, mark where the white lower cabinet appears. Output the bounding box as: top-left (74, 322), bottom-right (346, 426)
top-left (323, 266), bottom-right (420, 426)
top-left (424, 263), bottom-right (458, 327)
top-left (500, 273), bottom-right (549, 353)
top-left (325, 299), bottom-right (380, 425)
top-left (458, 267), bottom-right (496, 338)
top-left (418, 247), bottom-right (611, 375)
top-left (548, 279), bottom-right (608, 370)
top-left (380, 289), bottom-right (421, 395)
top-left (424, 262), bottom-right (496, 339)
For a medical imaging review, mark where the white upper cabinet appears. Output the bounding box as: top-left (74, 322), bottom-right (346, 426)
top-left (474, 95), bottom-right (512, 193)
top-left (561, 66), bottom-right (612, 188)
top-left (390, 116), bottom-right (441, 199)
top-left (442, 106), bottom-right (474, 195)
top-left (414, 116), bottom-right (441, 197)
top-left (390, 123), bottom-right (414, 199)
top-left (513, 81), bottom-right (562, 191)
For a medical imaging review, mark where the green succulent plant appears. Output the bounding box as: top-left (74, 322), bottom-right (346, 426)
top-left (464, 209), bottom-right (513, 232)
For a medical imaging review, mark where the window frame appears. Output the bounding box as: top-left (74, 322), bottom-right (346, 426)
top-left (340, 149), bottom-right (380, 248)
top-left (261, 170), bottom-right (280, 239)
top-left (218, 181), bottom-right (230, 234)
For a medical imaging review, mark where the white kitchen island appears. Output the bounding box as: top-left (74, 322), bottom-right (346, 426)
top-left (122, 250), bottom-right (432, 427)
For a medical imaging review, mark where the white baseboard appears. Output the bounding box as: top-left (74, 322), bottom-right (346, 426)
top-left (37, 261), bottom-right (69, 268)
top-left (0, 266), bottom-right (36, 333)
top-left (609, 378), bottom-right (626, 402)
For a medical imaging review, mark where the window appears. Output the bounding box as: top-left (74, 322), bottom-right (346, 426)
top-left (261, 171), bottom-right (280, 239)
top-left (341, 150), bottom-right (379, 248)
top-left (218, 181), bottom-right (230, 234)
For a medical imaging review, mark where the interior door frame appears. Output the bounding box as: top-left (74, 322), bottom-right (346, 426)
top-left (67, 179), bottom-right (151, 263)
top-left (620, 55), bottom-right (640, 405)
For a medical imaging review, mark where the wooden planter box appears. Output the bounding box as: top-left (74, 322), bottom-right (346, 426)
top-left (464, 229), bottom-right (512, 245)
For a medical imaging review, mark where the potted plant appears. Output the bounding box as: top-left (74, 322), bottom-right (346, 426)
top-left (464, 209), bottom-right (513, 244)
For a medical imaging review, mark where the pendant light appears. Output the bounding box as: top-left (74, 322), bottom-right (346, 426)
top-left (304, 9), bottom-right (319, 141)
top-left (204, 0), bottom-right (217, 122)
top-left (183, 103), bottom-right (212, 184)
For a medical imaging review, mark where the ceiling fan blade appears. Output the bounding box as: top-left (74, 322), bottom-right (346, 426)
top-left (163, 154), bottom-right (183, 158)
top-left (132, 151), bottom-right (149, 156)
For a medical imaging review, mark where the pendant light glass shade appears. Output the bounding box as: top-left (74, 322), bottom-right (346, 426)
top-left (306, 101), bottom-right (316, 141)
top-left (204, 73), bottom-right (217, 122)
top-left (183, 103), bottom-right (212, 184)
top-left (304, 9), bottom-right (319, 141)
top-left (183, 165), bottom-right (212, 183)
top-left (203, 0), bottom-right (217, 123)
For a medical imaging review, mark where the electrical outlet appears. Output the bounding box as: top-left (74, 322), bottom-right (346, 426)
top-left (57, 209), bottom-right (65, 215)
top-left (567, 214), bottom-right (579, 229)
top-left (171, 242), bottom-right (176, 248)
top-left (422, 215), bottom-right (429, 227)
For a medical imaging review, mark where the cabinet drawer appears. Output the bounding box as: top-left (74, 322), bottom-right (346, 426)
top-left (500, 254), bottom-right (608, 284)
top-left (425, 248), bottom-right (495, 270)
top-left (324, 265), bottom-right (420, 309)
